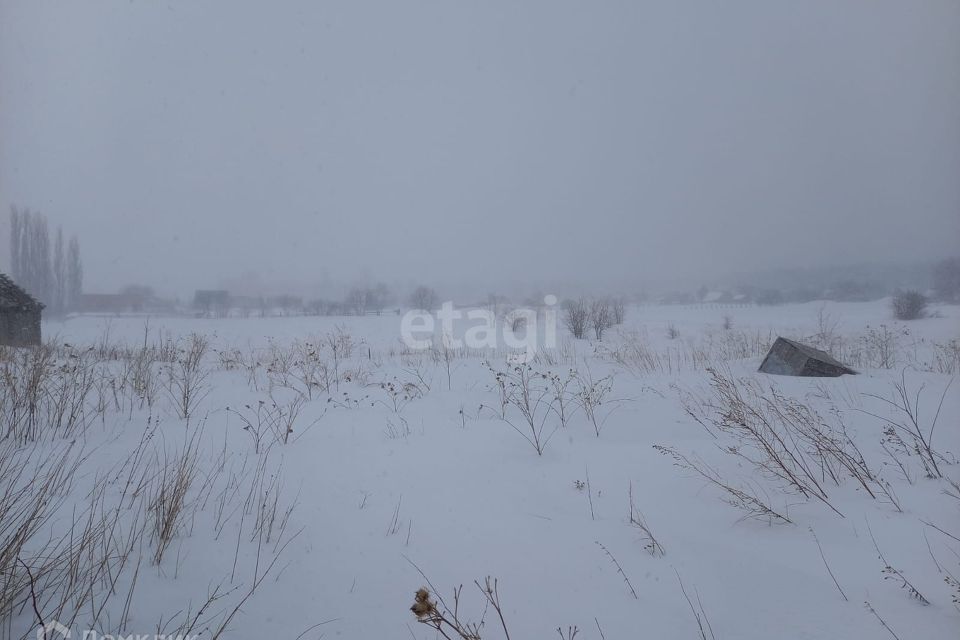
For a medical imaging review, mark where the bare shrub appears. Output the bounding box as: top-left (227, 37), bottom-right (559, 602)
top-left (165, 333), bottom-right (211, 422)
top-left (149, 434), bottom-right (201, 564)
top-left (590, 298), bottom-right (613, 340)
top-left (666, 323), bottom-right (680, 340)
top-left (432, 336), bottom-right (456, 391)
top-left (377, 376), bottom-right (426, 413)
top-left (931, 339), bottom-right (960, 375)
top-left (684, 370), bottom-right (901, 515)
top-left (0, 342), bottom-right (110, 444)
top-left (574, 371), bottom-right (616, 437)
top-left (811, 304), bottom-right (842, 353)
top-left (325, 326), bottom-right (354, 391)
top-left (228, 394), bottom-right (320, 452)
top-left (563, 298), bottom-right (589, 340)
top-left (487, 363), bottom-right (558, 455)
top-left (847, 324), bottom-right (905, 370)
top-left (289, 339), bottom-right (332, 399)
top-left (120, 342), bottom-right (161, 413)
top-left (547, 369), bottom-right (578, 429)
top-left (891, 290), bottom-right (927, 320)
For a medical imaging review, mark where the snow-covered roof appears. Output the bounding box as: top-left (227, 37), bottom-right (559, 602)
top-left (0, 273), bottom-right (44, 311)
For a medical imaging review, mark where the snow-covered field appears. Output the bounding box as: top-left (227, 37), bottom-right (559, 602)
top-left (3, 300), bottom-right (958, 639)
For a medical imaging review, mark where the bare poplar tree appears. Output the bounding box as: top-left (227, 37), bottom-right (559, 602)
top-left (67, 235), bottom-right (83, 311)
top-left (31, 213), bottom-right (53, 305)
top-left (9, 207), bottom-right (80, 313)
top-left (53, 226), bottom-right (66, 315)
top-left (19, 209), bottom-right (34, 290)
top-left (10, 206), bottom-right (22, 281)
top-left (610, 296), bottom-right (626, 325)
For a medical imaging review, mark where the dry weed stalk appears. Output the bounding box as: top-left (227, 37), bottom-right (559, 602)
top-left (684, 369), bottom-right (903, 516)
top-left (860, 370), bottom-right (952, 479)
top-left (628, 482), bottom-right (664, 557)
top-left (408, 562), bottom-right (513, 640)
top-left (654, 445), bottom-right (792, 524)
top-left (487, 363), bottom-right (559, 455)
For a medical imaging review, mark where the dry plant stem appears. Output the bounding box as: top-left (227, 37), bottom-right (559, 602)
top-left (921, 519), bottom-right (960, 544)
top-left (17, 558), bottom-right (45, 632)
top-left (654, 445), bottom-right (792, 524)
top-left (406, 559), bottom-right (500, 640)
top-left (867, 521), bottom-right (930, 605)
top-left (865, 601), bottom-right (902, 640)
top-left (628, 482), bottom-right (664, 556)
top-left (595, 542), bottom-right (638, 599)
top-left (585, 468), bottom-right (595, 521)
top-left (861, 371), bottom-right (952, 479)
top-left (676, 570), bottom-right (716, 640)
top-left (809, 528), bottom-right (847, 601)
top-left (594, 618), bottom-right (606, 640)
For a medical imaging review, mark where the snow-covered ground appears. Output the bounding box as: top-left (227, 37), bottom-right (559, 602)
top-left (3, 300), bottom-right (958, 639)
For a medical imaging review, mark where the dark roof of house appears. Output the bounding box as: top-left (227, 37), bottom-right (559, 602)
top-left (0, 273), bottom-right (44, 311)
top-left (777, 337), bottom-right (853, 371)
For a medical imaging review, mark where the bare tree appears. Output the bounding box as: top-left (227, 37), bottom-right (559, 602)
top-left (485, 292), bottom-right (509, 317)
top-left (10, 208), bottom-right (54, 306)
top-left (32, 213), bottom-right (52, 306)
top-left (366, 283), bottom-right (391, 315)
top-left (409, 286), bottom-right (437, 311)
top-left (67, 235), bottom-right (83, 311)
top-left (9, 206), bottom-right (22, 282)
top-left (610, 296), bottom-right (626, 325)
top-left (563, 297), bottom-right (589, 339)
top-left (344, 287), bottom-right (367, 315)
top-left (53, 227), bottom-right (66, 316)
top-left (590, 298), bottom-right (613, 340)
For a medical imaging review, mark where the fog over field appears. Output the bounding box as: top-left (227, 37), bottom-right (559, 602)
top-left (1, 0), bottom-right (959, 297)
top-left (1, 3), bottom-right (959, 640)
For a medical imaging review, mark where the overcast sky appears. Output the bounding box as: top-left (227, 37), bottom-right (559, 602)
top-left (1, 0), bottom-right (958, 298)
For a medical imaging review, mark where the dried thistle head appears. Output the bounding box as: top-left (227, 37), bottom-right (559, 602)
top-left (411, 587), bottom-right (437, 618)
